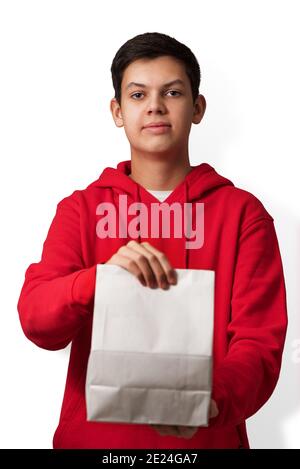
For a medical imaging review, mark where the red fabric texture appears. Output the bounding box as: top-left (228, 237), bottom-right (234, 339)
top-left (17, 160), bottom-right (288, 448)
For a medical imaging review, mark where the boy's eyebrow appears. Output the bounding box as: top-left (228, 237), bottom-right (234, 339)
top-left (125, 79), bottom-right (185, 90)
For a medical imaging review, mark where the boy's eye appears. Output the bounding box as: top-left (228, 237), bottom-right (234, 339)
top-left (167, 90), bottom-right (181, 97)
top-left (131, 92), bottom-right (143, 99)
top-left (130, 90), bottom-right (181, 100)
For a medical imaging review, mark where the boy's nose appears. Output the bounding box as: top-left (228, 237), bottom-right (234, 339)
top-left (147, 97), bottom-right (167, 113)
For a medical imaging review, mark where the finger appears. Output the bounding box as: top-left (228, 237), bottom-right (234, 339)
top-left (127, 240), bottom-right (167, 289)
top-left (176, 426), bottom-right (198, 439)
top-left (209, 399), bottom-right (219, 419)
top-left (150, 425), bottom-right (180, 437)
top-left (140, 241), bottom-right (178, 286)
top-left (151, 424), bottom-right (197, 439)
top-left (121, 242), bottom-right (158, 288)
top-left (107, 252), bottom-right (146, 287)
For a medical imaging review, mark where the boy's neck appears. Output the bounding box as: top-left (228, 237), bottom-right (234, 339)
top-left (128, 155), bottom-right (192, 191)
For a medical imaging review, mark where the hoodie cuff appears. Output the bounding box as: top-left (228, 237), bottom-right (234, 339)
top-left (71, 265), bottom-right (97, 307)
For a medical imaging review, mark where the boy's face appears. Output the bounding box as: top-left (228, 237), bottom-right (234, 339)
top-left (110, 55), bottom-right (206, 159)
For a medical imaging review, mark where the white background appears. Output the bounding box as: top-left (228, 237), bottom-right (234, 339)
top-left (0, 0), bottom-right (299, 448)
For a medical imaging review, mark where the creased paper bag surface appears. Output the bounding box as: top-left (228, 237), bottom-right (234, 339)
top-left (86, 264), bottom-right (214, 426)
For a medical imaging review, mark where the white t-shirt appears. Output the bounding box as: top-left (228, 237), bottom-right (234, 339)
top-left (147, 190), bottom-right (173, 202)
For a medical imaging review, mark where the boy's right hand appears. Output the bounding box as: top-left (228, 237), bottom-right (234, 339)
top-left (106, 240), bottom-right (177, 289)
top-left (150, 399), bottom-right (219, 439)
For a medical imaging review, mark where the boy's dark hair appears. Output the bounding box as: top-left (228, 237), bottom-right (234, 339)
top-left (111, 32), bottom-right (201, 105)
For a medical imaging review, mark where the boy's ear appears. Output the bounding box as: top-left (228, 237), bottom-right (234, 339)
top-left (192, 94), bottom-right (206, 125)
top-left (110, 98), bottom-right (124, 128)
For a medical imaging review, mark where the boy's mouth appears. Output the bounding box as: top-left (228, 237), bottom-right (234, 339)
top-left (143, 125), bottom-right (172, 134)
top-left (143, 121), bottom-right (171, 129)
top-left (142, 122), bottom-right (172, 134)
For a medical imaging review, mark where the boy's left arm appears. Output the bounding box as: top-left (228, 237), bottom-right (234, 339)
top-left (211, 211), bottom-right (288, 428)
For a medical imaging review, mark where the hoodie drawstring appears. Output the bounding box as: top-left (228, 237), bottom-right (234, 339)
top-left (137, 185), bottom-right (142, 246)
top-left (133, 181), bottom-right (188, 269)
top-left (184, 180), bottom-right (188, 269)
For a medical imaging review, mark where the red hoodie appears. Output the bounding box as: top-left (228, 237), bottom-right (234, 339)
top-left (17, 160), bottom-right (287, 449)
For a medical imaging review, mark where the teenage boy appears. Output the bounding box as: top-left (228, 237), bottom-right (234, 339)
top-left (17, 32), bottom-right (287, 449)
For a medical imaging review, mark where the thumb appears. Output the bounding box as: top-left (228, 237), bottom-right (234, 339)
top-left (209, 399), bottom-right (219, 419)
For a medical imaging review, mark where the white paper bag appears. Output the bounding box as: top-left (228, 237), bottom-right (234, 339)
top-left (86, 264), bottom-right (215, 426)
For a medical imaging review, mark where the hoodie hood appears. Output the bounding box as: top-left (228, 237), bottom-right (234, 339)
top-left (89, 160), bottom-right (234, 268)
top-left (92, 160), bottom-right (233, 203)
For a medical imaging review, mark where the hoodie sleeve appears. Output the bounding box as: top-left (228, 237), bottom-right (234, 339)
top-left (17, 193), bottom-right (97, 351)
top-left (211, 205), bottom-right (288, 428)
